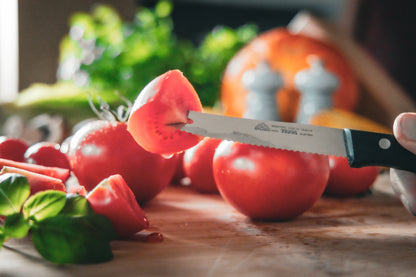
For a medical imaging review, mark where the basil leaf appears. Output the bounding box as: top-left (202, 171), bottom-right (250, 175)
top-left (23, 191), bottom-right (66, 222)
top-left (4, 213), bottom-right (30, 239)
top-left (59, 194), bottom-right (94, 216)
top-left (0, 173), bottom-right (30, 216)
top-left (31, 215), bottom-right (115, 264)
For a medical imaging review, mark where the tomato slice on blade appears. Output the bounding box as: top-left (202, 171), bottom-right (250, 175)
top-left (86, 174), bottom-right (149, 238)
top-left (127, 70), bottom-right (203, 155)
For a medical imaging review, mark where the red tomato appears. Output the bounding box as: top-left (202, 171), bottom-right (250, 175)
top-left (0, 166), bottom-right (66, 195)
top-left (183, 138), bottom-right (221, 193)
top-left (67, 120), bottom-right (178, 203)
top-left (0, 136), bottom-right (29, 162)
top-left (127, 70), bottom-right (203, 156)
top-left (86, 174), bottom-right (149, 238)
top-left (171, 152), bottom-right (186, 185)
top-left (324, 156), bottom-right (380, 197)
top-left (0, 157), bottom-right (70, 182)
top-left (25, 142), bottom-right (71, 170)
top-left (213, 141), bottom-right (330, 220)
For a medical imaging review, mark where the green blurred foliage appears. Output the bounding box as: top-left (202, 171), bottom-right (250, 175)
top-left (58, 1), bottom-right (258, 107)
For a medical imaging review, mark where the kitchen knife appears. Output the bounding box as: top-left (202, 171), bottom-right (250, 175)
top-left (173, 111), bottom-right (416, 173)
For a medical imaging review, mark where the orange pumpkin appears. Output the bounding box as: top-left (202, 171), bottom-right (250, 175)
top-left (220, 28), bottom-right (359, 122)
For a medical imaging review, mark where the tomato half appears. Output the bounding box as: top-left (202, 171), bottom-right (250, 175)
top-left (213, 141), bottom-right (330, 220)
top-left (127, 70), bottom-right (203, 155)
top-left (87, 174), bottom-right (149, 238)
top-left (324, 156), bottom-right (380, 197)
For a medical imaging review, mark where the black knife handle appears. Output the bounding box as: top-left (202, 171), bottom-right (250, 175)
top-left (343, 129), bottom-right (416, 173)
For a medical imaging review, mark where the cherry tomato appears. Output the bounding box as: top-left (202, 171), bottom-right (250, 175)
top-left (324, 156), bottom-right (380, 197)
top-left (183, 138), bottom-right (221, 193)
top-left (67, 120), bottom-right (178, 203)
top-left (0, 166), bottom-right (66, 195)
top-left (213, 141), bottom-right (330, 220)
top-left (25, 142), bottom-right (71, 170)
top-left (86, 174), bottom-right (149, 238)
top-left (0, 136), bottom-right (29, 162)
top-left (0, 157), bottom-right (70, 182)
top-left (127, 70), bottom-right (203, 155)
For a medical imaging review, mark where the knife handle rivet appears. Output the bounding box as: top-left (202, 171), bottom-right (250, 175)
top-left (379, 138), bottom-right (391, 150)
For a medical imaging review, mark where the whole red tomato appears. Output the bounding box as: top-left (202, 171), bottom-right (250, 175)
top-left (171, 152), bottom-right (186, 185)
top-left (66, 120), bottom-right (178, 203)
top-left (183, 137), bottom-right (221, 193)
top-left (213, 141), bottom-right (330, 220)
top-left (25, 142), bottom-right (71, 170)
top-left (324, 156), bottom-right (379, 197)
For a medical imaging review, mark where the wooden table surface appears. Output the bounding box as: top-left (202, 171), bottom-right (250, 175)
top-left (1, 172), bottom-right (416, 277)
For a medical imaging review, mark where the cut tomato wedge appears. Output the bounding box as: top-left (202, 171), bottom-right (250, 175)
top-left (127, 70), bottom-right (203, 155)
top-left (86, 174), bottom-right (149, 238)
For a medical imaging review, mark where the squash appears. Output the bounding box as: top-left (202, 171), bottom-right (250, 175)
top-left (220, 28), bottom-right (359, 122)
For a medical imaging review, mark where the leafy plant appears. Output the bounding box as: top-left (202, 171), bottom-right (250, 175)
top-left (58, 0), bottom-right (258, 107)
top-left (0, 173), bottom-right (116, 264)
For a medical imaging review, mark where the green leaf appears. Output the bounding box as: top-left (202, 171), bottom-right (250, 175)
top-left (31, 215), bottom-right (116, 264)
top-left (0, 173), bottom-right (30, 216)
top-left (0, 228), bottom-right (5, 248)
top-left (59, 194), bottom-right (94, 216)
top-left (4, 213), bottom-right (30, 239)
top-left (155, 0), bottom-right (173, 18)
top-left (23, 191), bottom-right (66, 222)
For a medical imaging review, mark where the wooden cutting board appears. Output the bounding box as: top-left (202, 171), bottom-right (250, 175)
top-left (1, 172), bottom-right (416, 277)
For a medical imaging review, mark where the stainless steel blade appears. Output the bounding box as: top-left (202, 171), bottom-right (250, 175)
top-left (177, 111), bottom-right (347, 157)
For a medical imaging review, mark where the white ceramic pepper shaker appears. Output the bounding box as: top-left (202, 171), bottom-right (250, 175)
top-left (242, 61), bottom-right (283, 121)
top-left (295, 56), bottom-right (339, 124)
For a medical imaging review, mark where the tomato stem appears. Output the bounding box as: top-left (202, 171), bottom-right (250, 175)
top-left (88, 91), bottom-right (132, 123)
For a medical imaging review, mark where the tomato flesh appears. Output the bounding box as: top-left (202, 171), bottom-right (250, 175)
top-left (127, 70), bottom-right (203, 155)
top-left (213, 142), bottom-right (330, 220)
top-left (87, 174), bottom-right (149, 238)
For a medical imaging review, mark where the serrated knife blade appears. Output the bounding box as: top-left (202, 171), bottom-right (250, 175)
top-left (174, 111), bottom-right (416, 173)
